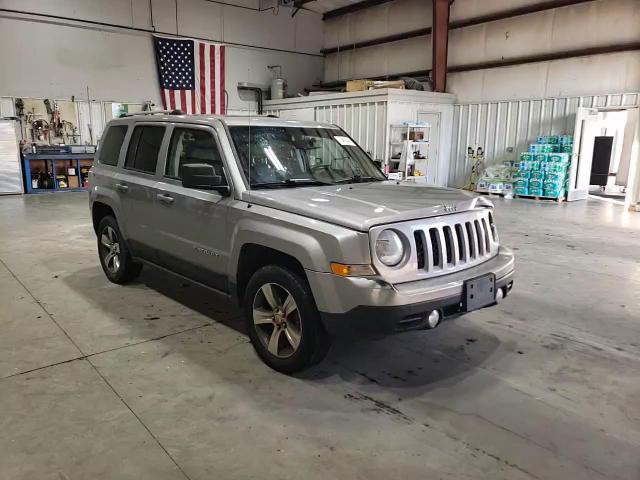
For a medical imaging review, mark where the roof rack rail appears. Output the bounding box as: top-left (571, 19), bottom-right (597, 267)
top-left (122, 109), bottom-right (185, 117)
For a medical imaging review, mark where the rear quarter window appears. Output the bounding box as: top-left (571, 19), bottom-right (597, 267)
top-left (98, 125), bottom-right (128, 166)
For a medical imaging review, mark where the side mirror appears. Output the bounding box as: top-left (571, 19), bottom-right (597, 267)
top-left (181, 163), bottom-right (229, 195)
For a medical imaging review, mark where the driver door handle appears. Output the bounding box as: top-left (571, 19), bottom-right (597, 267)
top-left (157, 193), bottom-right (175, 204)
top-left (115, 183), bottom-right (129, 193)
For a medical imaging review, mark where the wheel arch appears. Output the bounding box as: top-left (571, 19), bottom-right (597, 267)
top-left (92, 201), bottom-right (116, 235)
top-left (234, 243), bottom-right (309, 306)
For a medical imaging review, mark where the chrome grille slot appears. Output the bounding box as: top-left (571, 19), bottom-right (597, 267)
top-left (474, 220), bottom-right (484, 256)
top-left (481, 218), bottom-right (491, 253)
top-left (443, 226), bottom-right (454, 266)
top-left (371, 208), bottom-right (500, 283)
top-left (454, 224), bottom-right (466, 262)
top-left (465, 221), bottom-right (476, 259)
top-left (488, 211), bottom-right (496, 241)
top-left (414, 230), bottom-right (426, 269)
top-left (429, 228), bottom-right (442, 268)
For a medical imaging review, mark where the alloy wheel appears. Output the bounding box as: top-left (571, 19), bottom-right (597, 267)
top-left (101, 226), bottom-right (121, 274)
top-left (252, 283), bottom-right (302, 358)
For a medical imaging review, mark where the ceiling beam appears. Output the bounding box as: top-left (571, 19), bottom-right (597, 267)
top-left (447, 41), bottom-right (640, 73)
top-left (322, 27), bottom-right (431, 54)
top-left (323, 0), bottom-right (394, 20)
top-left (449, 0), bottom-right (594, 29)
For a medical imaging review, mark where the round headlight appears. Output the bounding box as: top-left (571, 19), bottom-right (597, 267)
top-left (375, 229), bottom-right (404, 266)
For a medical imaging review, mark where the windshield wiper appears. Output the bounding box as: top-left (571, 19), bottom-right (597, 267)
top-left (334, 175), bottom-right (382, 184)
top-left (251, 178), bottom-right (331, 189)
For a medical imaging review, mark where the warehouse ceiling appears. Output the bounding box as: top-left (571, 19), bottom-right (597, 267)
top-left (298, 0), bottom-right (373, 14)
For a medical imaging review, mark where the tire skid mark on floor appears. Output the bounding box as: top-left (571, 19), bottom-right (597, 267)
top-left (341, 387), bottom-right (539, 479)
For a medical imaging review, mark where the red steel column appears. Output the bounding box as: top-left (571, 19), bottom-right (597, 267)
top-left (432, 0), bottom-right (452, 92)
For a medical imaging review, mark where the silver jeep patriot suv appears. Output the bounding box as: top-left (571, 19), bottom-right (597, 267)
top-left (89, 112), bottom-right (514, 373)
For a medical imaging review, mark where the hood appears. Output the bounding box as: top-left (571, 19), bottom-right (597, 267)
top-left (242, 181), bottom-right (493, 231)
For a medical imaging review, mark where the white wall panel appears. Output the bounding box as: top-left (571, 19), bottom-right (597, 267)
top-left (324, 0), bottom-right (431, 49)
top-left (324, 35), bottom-right (430, 82)
top-left (449, 51), bottom-right (640, 102)
top-left (0, 0), bottom-right (324, 109)
top-left (0, 17), bottom-right (163, 103)
top-left (323, 0), bottom-right (640, 103)
top-left (0, 0), bottom-right (136, 25)
top-left (449, 0), bottom-right (542, 22)
top-left (448, 91), bottom-right (640, 188)
top-left (76, 101), bottom-right (106, 145)
top-left (177, 0), bottom-right (224, 41)
top-left (449, 0), bottom-right (640, 67)
top-left (0, 98), bottom-right (15, 117)
top-left (315, 102), bottom-right (387, 161)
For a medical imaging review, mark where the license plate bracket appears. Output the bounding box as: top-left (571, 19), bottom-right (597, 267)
top-left (464, 273), bottom-right (496, 312)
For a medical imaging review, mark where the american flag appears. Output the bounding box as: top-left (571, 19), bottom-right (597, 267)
top-left (153, 35), bottom-right (226, 115)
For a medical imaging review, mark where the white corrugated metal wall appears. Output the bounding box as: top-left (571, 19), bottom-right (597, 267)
top-left (314, 102), bottom-right (388, 162)
top-left (449, 92), bottom-right (640, 188)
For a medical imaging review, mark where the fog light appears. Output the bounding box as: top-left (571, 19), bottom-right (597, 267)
top-left (496, 287), bottom-right (505, 303)
top-left (426, 309), bottom-right (441, 329)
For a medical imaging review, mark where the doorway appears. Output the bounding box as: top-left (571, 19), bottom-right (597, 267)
top-left (571, 107), bottom-right (639, 208)
top-left (416, 111), bottom-right (440, 184)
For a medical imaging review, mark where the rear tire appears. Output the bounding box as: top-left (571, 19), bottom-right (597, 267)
top-left (244, 265), bottom-right (330, 373)
top-left (97, 216), bottom-right (142, 284)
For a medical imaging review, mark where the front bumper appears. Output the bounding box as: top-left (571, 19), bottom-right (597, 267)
top-left (306, 246), bottom-right (514, 335)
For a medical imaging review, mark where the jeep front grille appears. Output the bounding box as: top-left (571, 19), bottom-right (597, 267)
top-left (370, 208), bottom-right (500, 283)
top-left (412, 210), bottom-right (497, 273)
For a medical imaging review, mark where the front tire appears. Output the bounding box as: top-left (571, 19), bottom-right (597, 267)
top-left (244, 265), bottom-right (330, 373)
top-left (97, 216), bottom-right (142, 284)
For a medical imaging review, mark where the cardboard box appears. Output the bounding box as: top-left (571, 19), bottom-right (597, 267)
top-left (346, 80), bottom-right (373, 92)
top-left (548, 153), bottom-right (570, 163)
top-left (544, 188), bottom-right (565, 199)
top-left (529, 179), bottom-right (544, 190)
top-left (402, 131), bottom-right (424, 141)
top-left (545, 172), bottom-right (566, 182)
top-left (346, 79), bottom-right (405, 92)
top-left (67, 176), bottom-right (79, 188)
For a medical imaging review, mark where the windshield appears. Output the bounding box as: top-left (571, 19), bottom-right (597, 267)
top-left (228, 126), bottom-right (386, 188)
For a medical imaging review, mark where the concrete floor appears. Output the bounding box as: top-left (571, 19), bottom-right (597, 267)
top-left (1, 192), bottom-right (639, 480)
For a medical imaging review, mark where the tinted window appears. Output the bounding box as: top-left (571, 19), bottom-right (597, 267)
top-left (166, 128), bottom-right (227, 185)
top-left (99, 125), bottom-right (127, 166)
top-left (125, 126), bottom-right (165, 173)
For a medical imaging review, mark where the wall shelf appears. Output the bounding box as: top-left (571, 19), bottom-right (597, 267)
top-left (23, 153), bottom-right (94, 194)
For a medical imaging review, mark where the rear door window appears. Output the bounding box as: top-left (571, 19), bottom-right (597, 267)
top-left (125, 126), bottom-right (165, 173)
top-left (99, 125), bottom-right (127, 166)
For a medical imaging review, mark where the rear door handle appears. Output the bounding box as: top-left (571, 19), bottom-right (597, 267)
top-left (115, 183), bottom-right (129, 193)
top-left (157, 193), bottom-right (175, 204)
